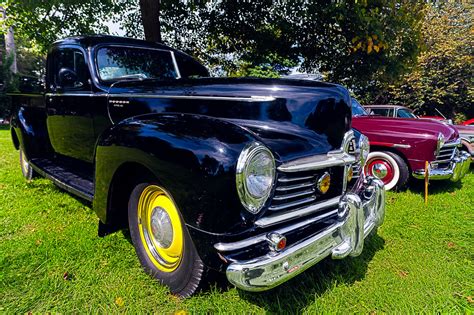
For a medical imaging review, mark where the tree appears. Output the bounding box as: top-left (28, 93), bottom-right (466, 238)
top-left (144, 1), bottom-right (424, 85)
top-left (3, 0), bottom-right (121, 53)
top-left (139, 0), bottom-right (161, 42)
top-left (387, 3), bottom-right (473, 119)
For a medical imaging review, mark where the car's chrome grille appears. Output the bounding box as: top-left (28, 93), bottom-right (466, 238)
top-left (435, 145), bottom-right (456, 164)
top-left (268, 167), bottom-right (344, 215)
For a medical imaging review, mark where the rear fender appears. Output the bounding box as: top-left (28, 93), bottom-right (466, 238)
top-left (94, 113), bottom-right (258, 234)
top-left (10, 106), bottom-right (53, 159)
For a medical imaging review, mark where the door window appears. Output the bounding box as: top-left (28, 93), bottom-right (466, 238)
top-left (53, 48), bottom-right (90, 91)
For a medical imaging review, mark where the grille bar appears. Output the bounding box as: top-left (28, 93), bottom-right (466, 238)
top-left (273, 188), bottom-right (315, 200)
top-left (275, 181), bottom-right (315, 192)
top-left (269, 196), bottom-right (317, 211)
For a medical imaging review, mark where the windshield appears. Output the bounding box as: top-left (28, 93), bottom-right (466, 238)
top-left (351, 98), bottom-right (368, 116)
top-left (96, 47), bottom-right (178, 81)
top-left (397, 108), bottom-right (417, 118)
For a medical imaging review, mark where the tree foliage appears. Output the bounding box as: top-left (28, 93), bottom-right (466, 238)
top-left (3, 0), bottom-right (120, 53)
top-left (387, 3), bottom-right (473, 120)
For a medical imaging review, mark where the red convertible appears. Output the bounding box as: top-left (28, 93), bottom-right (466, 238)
top-left (352, 99), bottom-right (471, 190)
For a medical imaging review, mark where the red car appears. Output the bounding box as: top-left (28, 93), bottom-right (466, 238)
top-left (364, 104), bottom-right (474, 160)
top-left (352, 99), bottom-right (471, 190)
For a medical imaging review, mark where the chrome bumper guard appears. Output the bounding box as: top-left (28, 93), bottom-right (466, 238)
top-left (225, 176), bottom-right (385, 292)
top-left (412, 151), bottom-right (471, 181)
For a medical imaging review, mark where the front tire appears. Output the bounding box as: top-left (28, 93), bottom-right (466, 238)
top-left (19, 148), bottom-right (35, 180)
top-left (364, 151), bottom-right (409, 191)
top-left (128, 183), bottom-right (204, 298)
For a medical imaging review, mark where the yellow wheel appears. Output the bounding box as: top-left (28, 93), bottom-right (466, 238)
top-left (128, 182), bottom-right (204, 297)
top-left (137, 185), bottom-right (183, 272)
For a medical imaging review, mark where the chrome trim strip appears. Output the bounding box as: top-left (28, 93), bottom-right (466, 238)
top-left (108, 94), bottom-right (276, 102)
top-left (255, 196), bottom-right (341, 227)
top-left (277, 175), bottom-right (314, 183)
top-left (214, 209), bottom-right (339, 252)
top-left (393, 143), bottom-right (411, 149)
top-left (169, 51), bottom-right (181, 79)
top-left (44, 92), bottom-right (275, 103)
top-left (278, 152), bottom-right (356, 173)
top-left (275, 180), bottom-right (315, 191)
top-left (272, 188), bottom-right (315, 200)
top-left (45, 93), bottom-right (107, 97)
top-left (7, 93), bottom-right (44, 97)
top-left (268, 196), bottom-right (316, 211)
top-left (443, 139), bottom-right (462, 147)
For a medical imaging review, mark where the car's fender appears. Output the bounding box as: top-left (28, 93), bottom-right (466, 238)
top-left (94, 113), bottom-right (263, 235)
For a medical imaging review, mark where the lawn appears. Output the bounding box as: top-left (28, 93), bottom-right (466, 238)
top-left (1, 125), bottom-right (473, 313)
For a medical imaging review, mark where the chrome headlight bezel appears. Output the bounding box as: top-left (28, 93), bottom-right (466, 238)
top-left (236, 143), bottom-right (275, 214)
top-left (436, 132), bottom-right (445, 155)
top-left (358, 134), bottom-right (370, 167)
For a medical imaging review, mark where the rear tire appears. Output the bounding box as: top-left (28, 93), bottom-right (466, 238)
top-left (128, 183), bottom-right (204, 298)
top-left (19, 148), bottom-right (35, 180)
top-left (364, 151), bottom-right (409, 191)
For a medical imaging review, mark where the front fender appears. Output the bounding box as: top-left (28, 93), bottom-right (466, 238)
top-left (94, 113), bottom-right (259, 234)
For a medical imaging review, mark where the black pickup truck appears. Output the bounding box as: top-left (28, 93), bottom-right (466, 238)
top-left (10, 35), bottom-right (385, 297)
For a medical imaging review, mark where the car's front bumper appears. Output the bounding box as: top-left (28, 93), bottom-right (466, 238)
top-left (412, 151), bottom-right (471, 181)
top-left (223, 176), bottom-right (385, 292)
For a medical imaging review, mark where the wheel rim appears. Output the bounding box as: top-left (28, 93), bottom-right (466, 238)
top-left (137, 185), bottom-right (183, 272)
top-left (366, 158), bottom-right (395, 185)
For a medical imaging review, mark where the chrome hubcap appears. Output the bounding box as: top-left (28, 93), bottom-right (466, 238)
top-left (371, 163), bottom-right (388, 179)
top-left (150, 206), bottom-right (173, 249)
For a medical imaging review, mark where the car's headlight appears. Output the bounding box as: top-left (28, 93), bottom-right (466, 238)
top-left (236, 143), bottom-right (275, 213)
top-left (436, 132), bottom-right (445, 155)
top-left (358, 134), bottom-right (370, 167)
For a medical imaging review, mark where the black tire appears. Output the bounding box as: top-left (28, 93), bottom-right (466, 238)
top-left (128, 183), bottom-right (204, 298)
top-left (19, 148), bottom-right (36, 180)
top-left (365, 151), bottom-right (409, 191)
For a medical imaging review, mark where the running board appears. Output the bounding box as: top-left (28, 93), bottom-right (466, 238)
top-left (30, 158), bottom-right (94, 202)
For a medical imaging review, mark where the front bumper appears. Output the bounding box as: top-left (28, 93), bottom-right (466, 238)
top-left (224, 176), bottom-right (385, 292)
top-left (412, 151), bottom-right (471, 181)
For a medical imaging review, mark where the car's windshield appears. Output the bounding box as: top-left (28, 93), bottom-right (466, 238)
top-left (397, 108), bottom-right (417, 118)
top-left (96, 47), bottom-right (178, 82)
top-left (351, 98), bottom-right (368, 116)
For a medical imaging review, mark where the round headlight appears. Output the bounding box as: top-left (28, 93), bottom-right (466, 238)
top-left (236, 143), bottom-right (275, 213)
top-left (359, 134), bottom-right (370, 167)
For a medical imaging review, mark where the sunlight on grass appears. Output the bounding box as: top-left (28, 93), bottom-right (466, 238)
top-left (0, 126), bottom-right (473, 313)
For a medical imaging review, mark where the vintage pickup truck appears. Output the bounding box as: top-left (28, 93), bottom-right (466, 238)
top-left (10, 35), bottom-right (385, 297)
top-left (352, 99), bottom-right (471, 190)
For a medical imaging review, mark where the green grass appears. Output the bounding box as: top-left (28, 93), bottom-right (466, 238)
top-left (1, 125), bottom-right (473, 313)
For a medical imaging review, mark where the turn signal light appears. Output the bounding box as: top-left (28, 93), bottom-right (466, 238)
top-left (267, 232), bottom-right (287, 252)
top-left (347, 166), bottom-right (354, 183)
top-left (317, 172), bottom-right (331, 194)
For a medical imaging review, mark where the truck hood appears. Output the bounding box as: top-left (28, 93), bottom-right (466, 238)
top-left (107, 77), bottom-right (352, 155)
top-left (352, 116), bottom-right (458, 142)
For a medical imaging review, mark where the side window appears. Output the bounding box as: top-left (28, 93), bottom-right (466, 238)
top-left (174, 53), bottom-right (210, 78)
top-left (371, 108), bottom-right (389, 117)
top-left (53, 48), bottom-right (90, 91)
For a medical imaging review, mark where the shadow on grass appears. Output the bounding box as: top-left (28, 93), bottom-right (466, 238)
top-left (192, 234), bottom-right (385, 311)
top-left (234, 234), bottom-right (385, 312)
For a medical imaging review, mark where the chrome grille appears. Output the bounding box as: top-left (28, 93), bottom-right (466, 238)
top-left (269, 167), bottom-right (344, 213)
top-left (435, 144), bottom-right (457, 164)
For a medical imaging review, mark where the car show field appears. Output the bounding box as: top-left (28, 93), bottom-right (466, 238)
top-left (1, 125), bottom-right (472, 313)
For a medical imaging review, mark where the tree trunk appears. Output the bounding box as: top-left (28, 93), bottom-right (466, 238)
top-left (0, 6), bottom-right (17, 73)
top-left (139, 0), bottom-right (161, 43)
